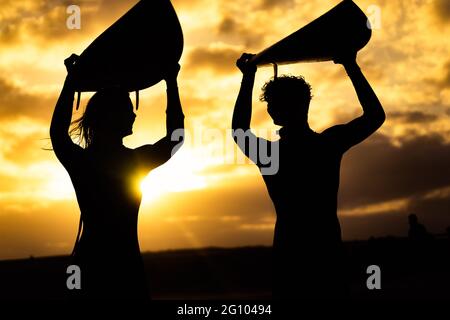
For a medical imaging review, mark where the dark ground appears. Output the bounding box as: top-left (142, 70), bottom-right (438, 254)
top-left (1, 237), bottom-right (449, 300)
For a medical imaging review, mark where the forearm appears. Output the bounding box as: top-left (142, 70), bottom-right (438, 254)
top-left (344, 62), bottom-right (385, 120)
top-left (50, 77), bottom-right (75, 138)
top-left (165, 79), bottom-right (184, 136)
top-left (232, 73), bottom-right (255, 131)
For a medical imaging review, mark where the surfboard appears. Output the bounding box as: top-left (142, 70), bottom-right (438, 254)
top-left (71, 0), bottom-right (183, 93)
top-left (251, 0), bottom-right (371, 66)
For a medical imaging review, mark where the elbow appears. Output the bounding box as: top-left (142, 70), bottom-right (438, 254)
top-left (49, 126), bottom-right (60, 142)
top-left (169, 127), bottom-right (185, 149)
top-left (231, 127), bottom-right (250, 146)
top-left (376, 108), bottom-right (386, 128)
top-left (231, 127), bottom-right (243, 144)
top-left (178, 129), bottom-right (186, 147)
top-left (170, 133), bottom-right (184, 157)
top-left (364, 106), bottom-right (386, 129)
top-left (231, 120), bottom-right (250, 135)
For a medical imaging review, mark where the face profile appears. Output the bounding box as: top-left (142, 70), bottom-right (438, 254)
top-left (70, 88), bottom-right (137, 147)
top-left (103, 94), bottom-right (136, 138)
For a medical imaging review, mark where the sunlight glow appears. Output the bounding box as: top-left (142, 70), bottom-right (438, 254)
top-left (140, 150), bottom-right (208, 204)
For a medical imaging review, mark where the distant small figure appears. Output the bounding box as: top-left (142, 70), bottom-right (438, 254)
top-left (408, 214), bottom-right (432, 242)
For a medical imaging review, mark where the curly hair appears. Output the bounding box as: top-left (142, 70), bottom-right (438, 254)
top-left (260, 75), bottom-right (312, 105)
top-left (70, 88), bottom-right (131, 148)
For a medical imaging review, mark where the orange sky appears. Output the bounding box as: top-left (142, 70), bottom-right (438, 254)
top-left (0, 0), bottom-right (449, 260)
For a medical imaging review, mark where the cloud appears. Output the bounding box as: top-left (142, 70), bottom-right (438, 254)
top-left (217, 16), bottom-right (265, 48)
top-left (0, 200), bottom-right (79, 259)
top-left (339, 133), bottom-right (450, 209)
top-left (187, 45), bottom-right (242, 74)
top-left (0, 0), bottom-right (80, 44)
top-left (388, 111), bottom-right (438, 124)
top-left (408, 187), bottom-right (450, 224)
top-left (442, 60), bottom-right (450, 88)
top-left (0, 0), bottom-right (139, 46)
top-left (340, 187), bottom-right (450, 240)
top-left (434, 0), bottom-right (450, 23)
top-left (258, 0), bottom-right (295, 10)
top-left (0, 77), bottom-right (53, 120)
top-left (0, 132), bottom-right (50, 165)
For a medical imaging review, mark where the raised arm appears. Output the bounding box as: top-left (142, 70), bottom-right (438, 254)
top-left (165, 64), bottom-right (185, 143)
top-left (135, 64), bottom-right (185, 169)
top-left (231, 53), bottom-right (270, 166)
top-left (232, 53), bottom-right (256, 132)
top-left (50, 54), bottom-right (82, 166)
top-left (324, 54), bottom-right (386, 151)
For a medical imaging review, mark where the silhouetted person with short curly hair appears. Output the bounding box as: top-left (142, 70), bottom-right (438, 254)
top-left (232, 52), bottom-right (385, 299)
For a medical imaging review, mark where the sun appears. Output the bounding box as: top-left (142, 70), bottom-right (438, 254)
top-left (139, 149), bottom-right (208, 204)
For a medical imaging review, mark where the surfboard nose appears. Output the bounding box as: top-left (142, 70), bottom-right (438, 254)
top-left (251, 0), bottom-right (371, 66)
top-left (71, 0), bottom-right (183, 93)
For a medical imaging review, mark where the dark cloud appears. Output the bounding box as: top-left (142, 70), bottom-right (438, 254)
top-left (428, 59), bottom-right (450, 89)
top-left (340, 186), bottom-right (450, 240)
top-left (442, 60), bottom-right (450, 88)
top-left (187, 46), bottom-right (241, 74)
top-left (340, 204), bottom-right (450, 240)
top-left (258, 0), bottom-right (295, 10)
top-left (218, 17), bottom-right (236, 34)
top-left (388, 111), bottom-right (438, 124)
top-left (0, 0), bottom-right (82, 44)
top-left (167, 132), bottom-right (450, 242)
top-left (0, 0), bottom-right (139, 46)
top-left (217, 16), bottom-right (265, 48)
top-left (1, 134), bottom-right (50, 165)
top-left (408, 191), bottom-right (450, 228)
top-left (341, 209), bottom-right (409, 240)
top-left (434, 0), bottom-right (450, 23)
top-left (339, 133), bottom-right (450, 209)
top-left (0, 77), bottom-right (53, 120)
top-left (0, 201), bottom-right (79, 259)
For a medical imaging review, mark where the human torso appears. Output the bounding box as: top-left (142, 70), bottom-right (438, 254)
top-left (66, 146), bottom-right (144, 257)
top-left (260, 130), bottom-right (344, 248)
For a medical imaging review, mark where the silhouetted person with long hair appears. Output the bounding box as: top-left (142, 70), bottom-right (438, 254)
top-left (232, 53), bottom-right (385, 299)
top-left (50, 54), bottom-right (184, 299)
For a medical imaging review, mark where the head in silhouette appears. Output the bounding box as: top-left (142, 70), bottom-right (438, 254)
top-left (71, 88), bottom-right (136, 147)
top-left (408, 213), bottom-right (419, 226)
top-left (260, 75), bottom-right (312, 127)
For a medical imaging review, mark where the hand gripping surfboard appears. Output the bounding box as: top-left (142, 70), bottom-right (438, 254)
top-left (250, 0), bottom-right (371, 68)
top-left (70, 0), bottom-right (183, 108)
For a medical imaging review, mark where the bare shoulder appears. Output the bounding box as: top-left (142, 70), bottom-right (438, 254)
top-left (321, 124), bottom-right (346, 137)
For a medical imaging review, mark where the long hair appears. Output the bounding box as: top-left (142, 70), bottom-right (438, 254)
top-left (70, 88), bottom-right (131, 148)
